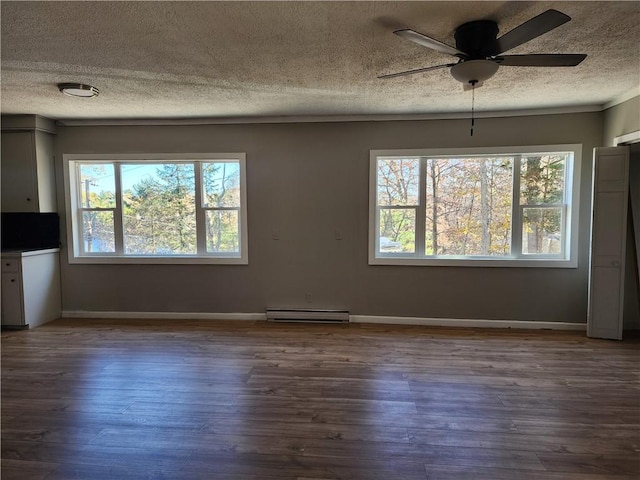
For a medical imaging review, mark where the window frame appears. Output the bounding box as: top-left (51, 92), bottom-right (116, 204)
top-left (369, 145), bottom-right (581, 268)
top-left (64, 153), bottom-right (248, 265)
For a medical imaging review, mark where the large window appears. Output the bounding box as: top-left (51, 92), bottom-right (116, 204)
top-left (369, 145), bottom-right (581, 267)
top-left (64, 154), bottom-right (247, 264)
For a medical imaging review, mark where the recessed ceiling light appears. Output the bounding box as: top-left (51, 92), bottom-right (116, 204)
top-left (57, 83), bottom-right (99, 98)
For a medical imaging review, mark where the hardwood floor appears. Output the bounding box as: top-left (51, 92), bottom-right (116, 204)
top-left (1, 319), bottom-right (639, 479)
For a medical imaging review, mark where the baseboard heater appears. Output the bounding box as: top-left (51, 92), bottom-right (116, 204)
top-left (266, 308), bottom-right (350, 323)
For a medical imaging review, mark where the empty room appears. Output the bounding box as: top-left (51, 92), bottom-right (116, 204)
top-left (1, 1), bottom-right (639, 479)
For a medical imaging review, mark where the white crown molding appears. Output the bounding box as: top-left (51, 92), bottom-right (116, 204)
top-left (55, 104), bottom-right (602, 127)
top-left (603, 86), bottom-right (640, 110)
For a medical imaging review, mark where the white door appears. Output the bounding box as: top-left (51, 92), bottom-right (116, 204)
top-left (587, 146), bottom-right (630, 340)
top-left (630, 145), bottom-right (640, 276)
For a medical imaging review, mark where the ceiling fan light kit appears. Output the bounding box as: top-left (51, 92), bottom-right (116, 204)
top-left (450, 60), bottom-right (499, 85)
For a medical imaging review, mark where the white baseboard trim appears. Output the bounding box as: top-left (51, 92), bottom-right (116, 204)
top-left (61, 311), bottom-right (266, 321)
top-left (60, 311), bottom-right (586, 330)
top-left (349, 315), bottom-right (586, 331)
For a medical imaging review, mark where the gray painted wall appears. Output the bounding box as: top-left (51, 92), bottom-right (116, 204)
top-left (603, 95), bottom-right (640, 146)
top-left (55, 112), bottom-right (603, 322)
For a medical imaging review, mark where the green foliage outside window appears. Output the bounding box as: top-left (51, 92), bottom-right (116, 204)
top-left (376, 152), bottom-right (568, 258)
top-left (78, 161), bottom-right (241, 256)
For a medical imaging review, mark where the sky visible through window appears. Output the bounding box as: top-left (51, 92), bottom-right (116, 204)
top-left (121, 164), bottom-right (157, 190)
top-left (80, 163), bottom-right (236, 196)
top-left (81, 164), bottom-right (184, 193)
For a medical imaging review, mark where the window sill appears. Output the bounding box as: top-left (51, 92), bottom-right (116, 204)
top-left (369, 256), bottom-right (577, 268)
top-left (68, 255), bottom-right (248, 265)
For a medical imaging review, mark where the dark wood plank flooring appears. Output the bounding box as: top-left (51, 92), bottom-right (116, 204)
top-left (2, 319), bottom-right (639, 479)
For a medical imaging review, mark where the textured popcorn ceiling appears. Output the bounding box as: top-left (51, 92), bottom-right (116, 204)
top-left (1, 1), bottom-right (638, 121)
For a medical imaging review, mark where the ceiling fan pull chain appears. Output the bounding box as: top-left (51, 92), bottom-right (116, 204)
top-left (470, 80), bottom-right (477, 136)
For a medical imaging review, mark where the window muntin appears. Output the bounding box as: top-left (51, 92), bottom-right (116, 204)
top-left (65, 154), bottom-right (247, 264)
top-left (370, 146), bottom-right (580, 267)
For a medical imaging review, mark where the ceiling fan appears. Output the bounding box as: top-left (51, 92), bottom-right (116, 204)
top-left (379, 9), bottom-right (587, 90)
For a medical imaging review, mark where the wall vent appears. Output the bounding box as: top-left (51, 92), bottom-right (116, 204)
top-left (266, 308), bottom-right (350, 323)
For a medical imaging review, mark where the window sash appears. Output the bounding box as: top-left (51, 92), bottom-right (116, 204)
top-left (520, 204), bottom-right (567, 258)
top-left (370, 146), bottom-right (580, 267)
top-left (78, 208), bottom-right (116, 255)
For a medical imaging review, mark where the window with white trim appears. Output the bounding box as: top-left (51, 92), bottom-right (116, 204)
top-left (64, 154), bottom-right (248, 264)
top-left (369, 145), bottom-right (581, 267)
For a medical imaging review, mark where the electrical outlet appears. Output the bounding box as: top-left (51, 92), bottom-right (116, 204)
top-left (305, 292), bottom-right (313, 303)
top-left (272, 229), bottom-right (280, 240)
top-left (335, 229), bottom-right (342, 240)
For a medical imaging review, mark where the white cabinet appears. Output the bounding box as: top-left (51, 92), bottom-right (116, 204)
top-left (1, 249), bottom-right (61, 329)
top-left (1, 269), bottom-right (23, 326)
top-left (1, 115), bottom-right (57, 212)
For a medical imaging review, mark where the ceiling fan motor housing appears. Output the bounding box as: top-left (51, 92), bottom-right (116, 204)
top-left (454, 20), bottom-right (499, 58)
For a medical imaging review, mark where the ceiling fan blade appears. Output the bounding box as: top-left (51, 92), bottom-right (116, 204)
top-left (378, 63), bottom-right (456, 79)
top-left (493, 9), bottom-right (571, 55)
top-left (394, 29), bottom-right (467, 58)
top-left (496, 54), bottom-right (587, 67)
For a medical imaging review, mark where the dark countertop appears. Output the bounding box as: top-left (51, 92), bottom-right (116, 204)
top-left (1, 247), bottom-right (60, 257)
